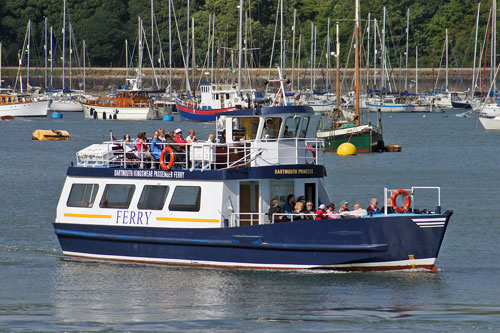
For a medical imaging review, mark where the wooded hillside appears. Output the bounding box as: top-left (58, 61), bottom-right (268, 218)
top-left (0, 0), bottom-right (493, 70)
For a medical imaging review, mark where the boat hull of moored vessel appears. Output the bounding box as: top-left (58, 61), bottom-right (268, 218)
top-left (83, 104), bottom-right (156, 120)
top-left (0, 100), bottom-right (49, 117)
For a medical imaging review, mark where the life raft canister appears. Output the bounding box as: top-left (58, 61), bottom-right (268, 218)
top-left (160, 146), bottom-right (176, 171)
top-left (391, 189), bottom-right (412, 213)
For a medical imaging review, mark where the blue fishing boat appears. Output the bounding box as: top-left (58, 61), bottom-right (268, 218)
top-left (53, 101), bottom-right (452, 271)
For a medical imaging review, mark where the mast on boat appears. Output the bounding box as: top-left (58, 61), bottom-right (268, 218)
top-left (336, 22), bottom-right (340, 111)
top-left (472, 2), bottom-right (481, 99)
top-left (44, 17), bottom-right (48, 89)
top-left (62, 0), bottom-right (66, 89)
top-left (238, 0), bottom-right (243, 95)
top-left (405, 8), bottom-right (409, 94)
top-left (355, 0), bottom-right (360, 126)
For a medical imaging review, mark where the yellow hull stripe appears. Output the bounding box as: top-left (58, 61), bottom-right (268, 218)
top-left (64, 213), bottom-right (112, 219)
top-left (157, 217), bottom-right (219, 223)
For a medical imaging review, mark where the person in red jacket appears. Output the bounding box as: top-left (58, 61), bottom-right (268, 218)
top-left (315, 204), bottom-right (327, 220)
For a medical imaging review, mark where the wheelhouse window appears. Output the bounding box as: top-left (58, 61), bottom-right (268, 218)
top-left (100, 184), bottom-right (135, 209)
top-left (67, 183), bottom-right (99, 208)
top-left (168, 186), bottom-right (201, 212)
top-left (284, 116), bottom-right (301, 138)
top-left (261, 117), bottom-right (282, 139)
top-left (233, 117), bottom-right (260, 140)
top-left (138, 185), bottom-right (169, 210)
top-left (299, 116), bottom-right (310, 138)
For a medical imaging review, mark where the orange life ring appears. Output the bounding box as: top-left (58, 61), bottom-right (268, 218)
top-left (227, 101), bottom-right (232, 108)
top-left (391, 189), bottom-right (411, 213)
top-left (160, 147), bottom-right (175, 170)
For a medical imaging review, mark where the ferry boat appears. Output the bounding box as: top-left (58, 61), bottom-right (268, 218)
top-left (53, 104), bottom-right (452, 271)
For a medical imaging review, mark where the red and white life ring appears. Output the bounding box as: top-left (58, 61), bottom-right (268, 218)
top-left (159, 147), bottom-right (175, 171)
top-left (227, 101), bottom-right (232, 108)
top-left (391, 189), bottom-right (411, 213)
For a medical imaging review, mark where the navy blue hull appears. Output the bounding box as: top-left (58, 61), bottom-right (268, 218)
top-left (53, 211), bottom-right (452, 270)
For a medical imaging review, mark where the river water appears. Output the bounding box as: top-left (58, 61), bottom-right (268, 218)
top-left (1, 110), bottom-right (499, 331)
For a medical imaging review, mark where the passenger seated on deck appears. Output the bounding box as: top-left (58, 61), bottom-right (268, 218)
top-left (123, 134), bottom-right (137, 159)
top-left (150, 131), bottom-right (164, 167)
top-left (267, 198), bottom-right (283, 223)
top-left (326, 202), bottom-right (340, 219)
top-left (262, 119), bottom-right (275, 139)
top-left (340, 203), bottom-right (366, 218)
top-left (186, 129), bottom-right (198, 143)
top-left (291, 202), bottom-right (306, 221)
top-left (207, 133), bottom-right (216, 143)
top-left (282, 194), bottom-right (295, 215)
top-left (304, 201), bottom-right (315, 219)
top-left (315, 204), bottom-right (328, 220)
top-left (136, 131), bottom-right (153, 168)
top-left (339, 200), bottom-right (350, 212)
top-left (381, 198), bottom-right (395, 214)
top-left (367, 198), bottom-right (380, 215)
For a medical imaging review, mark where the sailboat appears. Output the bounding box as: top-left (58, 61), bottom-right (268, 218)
top-left (316, 13), bottom-right (384, 152)
top-left (0, 22), bottom-right (49, 118)
top-left (81, 17), bottom-right (161, 121)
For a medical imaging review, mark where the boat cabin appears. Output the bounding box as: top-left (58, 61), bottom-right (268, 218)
top-left (197, 83), bottom-right (255, 110)
top-left (58, 106), bottom-right (330, 229)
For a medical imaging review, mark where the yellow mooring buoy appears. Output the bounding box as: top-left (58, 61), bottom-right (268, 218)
top-left (337, 142), bottom-right (357, 156)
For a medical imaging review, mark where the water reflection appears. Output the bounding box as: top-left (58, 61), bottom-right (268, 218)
top-left (51, 258), bottom-right (468, 330)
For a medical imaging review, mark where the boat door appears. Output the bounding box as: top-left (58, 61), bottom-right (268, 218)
top-left (239, 181), bottom-right (259, 226)
top-left (305, 183), bottom-right (316, 207)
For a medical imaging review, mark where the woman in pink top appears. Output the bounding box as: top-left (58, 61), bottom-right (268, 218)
top-left (326, 202), bottom-right (340, 219)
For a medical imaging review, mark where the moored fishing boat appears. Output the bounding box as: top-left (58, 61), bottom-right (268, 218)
top-left (176, 83), bottom-right (255, 121)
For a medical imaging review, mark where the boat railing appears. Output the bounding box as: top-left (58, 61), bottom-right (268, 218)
top-left (383, 187), bottom-right (441, 215)
top-left (229, 212), bottom-right (345, 227)
top-left (75, 138), bottom-right (324, 170)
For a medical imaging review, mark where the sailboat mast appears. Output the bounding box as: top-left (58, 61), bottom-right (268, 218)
top-left (62, 0), bottom-right (66, 89)
top-left (355, 0), bottom-right (360, 126)
top-left (191, 17), bottom-right (195, 91)
top-left (416, 45), bottom-right (418, 94)
top-left (366, 13), bottom-right (370, 92)
top-left (291, 9), bottom-right (296, 91)
top-left (44, 17), bottom-right (48, 89)
top-left (50, 26), bottom-right (53, 88)
top-left (310, 22), bottom-right (313, 92)
top-left (446, 28), bottom-right (448, 91)
top-left (69, 22), bottom-right (72, 90)
top-left (151, 0), bottom-right (154, 88)
top-left (373, 18), bottom-right (377, 92)
top-left (381, 7), bottom-right (386, 93)
top-left (125, 40), bottom-right (129, 83)
top-left (472, 2), bottom-right (481, 99)
top-left (405, 8), bottom-right (409, 93)
top-left (185, 0), bottom-right (190, 93)
top-left (336, 22), bottom-right (340, 111)
top-left (238, 0), bottom-right (243, 94)
top-left (27, 20), bottom-right (31, 88)
top-left (168, 0), bottom-right (172, 95)
top-left (83, 40), bottom-right (86, 92)
top-left (0, 42), bottom-right (2, 88)
top-left (327, 18), bottom-right (330, 94)
top-left (280, 0), bottom-right (284, 72)
top-left (138, 17), bottom-right (143, 89)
